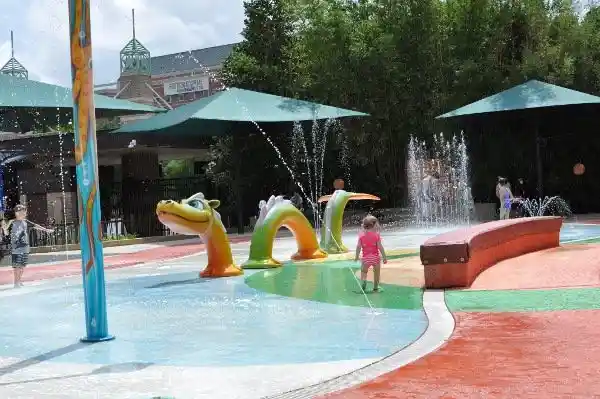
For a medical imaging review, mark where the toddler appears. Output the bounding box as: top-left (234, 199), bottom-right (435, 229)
top-left (2, 204), bottom-right (54, 288)
top-left (355, 215), bottom-right (387, 292)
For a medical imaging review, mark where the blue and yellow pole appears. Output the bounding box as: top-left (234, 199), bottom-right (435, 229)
top-left (0, 165), bottom-right (4, 212)
top-left (68, 0), bottom-right (114, 342)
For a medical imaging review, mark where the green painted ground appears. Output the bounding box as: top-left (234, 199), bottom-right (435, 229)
top-left (446, 237), bottom-right (600, 312)
top-left (244, 239), bottom-right (600, 313)
top-left (565, 237), bottom-right (600, 245)
top-left (446, 287), bottom-right (600, 312)
top-left (245, 255), bottom-right (423, 310)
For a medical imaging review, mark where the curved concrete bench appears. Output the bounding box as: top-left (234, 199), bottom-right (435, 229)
top-left (420, 217), bottom-right (563, 289)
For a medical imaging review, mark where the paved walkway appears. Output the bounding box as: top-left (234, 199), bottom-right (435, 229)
top-left (320, 241), bottom-right (600, 398)
top-left (3, 226), bottom-right (600, 398)
top-left (0, 236), bottom-right (396, 399)
top-left (0, 236), bottom-right (251, 285)
top-left (569, 214), bottom-right (600, 224)
top-left (322, 310), bottom-right (600, 399)
top-left (470, 244), bottom-right (600, 290)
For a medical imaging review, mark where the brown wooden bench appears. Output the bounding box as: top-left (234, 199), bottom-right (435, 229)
top-left (420, 217), bottom-right (563, 289)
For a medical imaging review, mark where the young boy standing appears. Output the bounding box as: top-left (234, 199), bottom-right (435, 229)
top-left (3, 204), bottom-right (54, 288)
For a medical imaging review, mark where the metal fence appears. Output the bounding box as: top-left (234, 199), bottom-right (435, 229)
top-left (113, 176), bottom-right (224, 236)
top-left (28, 176), bottom-right (223, 247)
top-left (28, 218), bottom-right (143, 247)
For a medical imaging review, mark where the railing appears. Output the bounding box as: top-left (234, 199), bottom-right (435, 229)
top-left (26, 174), bottom-right (231, 247)
top-left (27, 206), bottom-right (412, 248)
top-left (337, 205), bottom-right (412, 227)
top-left (28, 219), bottom-right (142, 248)
top-left (102, 176), bottom-right (230, 235)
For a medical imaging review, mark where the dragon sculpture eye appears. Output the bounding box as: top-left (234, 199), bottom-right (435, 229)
top-left (187, 200), bottom-right (204, 210)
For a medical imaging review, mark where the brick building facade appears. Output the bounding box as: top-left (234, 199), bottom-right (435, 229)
top-left (95, 43), bottom-right (237, 109)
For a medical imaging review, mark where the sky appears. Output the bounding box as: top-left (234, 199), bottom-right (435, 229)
top-left (0, 0), bottom-right (245, 86)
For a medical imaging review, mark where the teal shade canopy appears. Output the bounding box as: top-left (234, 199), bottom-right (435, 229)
top-left (113, 87), bottom-right (368, 135)
top-left (0, 73), bottom-right (162, 114)
top-left (437, 80), bottom-right (600, 119)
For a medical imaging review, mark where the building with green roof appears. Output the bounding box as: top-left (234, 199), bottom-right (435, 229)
top-left (95, 42), bottom-right (237, 109)
top-left (94, 9), bottom-right (237, 110)
top-left (0, 31), bottom-right (28, 80)
top-left (0, 13), bottom-right (362, 242)
top-left (0, 19), bottom-right (235, 240)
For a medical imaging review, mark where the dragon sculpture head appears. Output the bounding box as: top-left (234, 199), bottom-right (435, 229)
top-left (156, 192), bottom-right (221, 236)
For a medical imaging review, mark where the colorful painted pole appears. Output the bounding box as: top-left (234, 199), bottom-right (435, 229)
top-left (0, 165), bottom-right (5, 212)
top-left (68, 0), bottom-right (114, 342)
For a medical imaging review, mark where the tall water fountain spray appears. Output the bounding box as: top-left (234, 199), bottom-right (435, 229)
top-left (171, 39), bottom-right (358, 235)
top-left (290, 118), bottom-right (350, 230)
top-left (407, 132), bottom-right (474, 226)
top-left (516, 196), bottom-right (571, 217)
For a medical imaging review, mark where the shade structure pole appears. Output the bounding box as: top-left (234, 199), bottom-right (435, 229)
top-left (535, 127), bottom-right (543, 198)
top-left (232, 135), bottom-right (244, 234)
top-left (68, 0), bottom-right (114, 342)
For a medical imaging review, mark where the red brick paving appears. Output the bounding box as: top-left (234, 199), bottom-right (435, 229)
top-left (469, 244), bottom-right (600, 290)
top-left (323, 311), bottom-right (600, 399)
top-left (0, 236), bottom-right (250, 285)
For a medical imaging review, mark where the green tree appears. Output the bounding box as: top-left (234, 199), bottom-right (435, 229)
top-left (211, 0), bottom-right (600, 211)
top-left (222, 0), bottom-right (298, 95)
top-left (209, 0), bottom-right (301, 231)
top-left (161, 159), bottom-right (194, 178)
top-left (575, 5), bottom-right (600, 92)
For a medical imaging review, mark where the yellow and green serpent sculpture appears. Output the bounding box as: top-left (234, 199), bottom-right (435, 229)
top-left (242, 190), bottom-right (380, 268)
top-left (318, 190), bottom-right (380, 253)
top-left (156, 193), bottom-right (243, 278)
top-left (156, 190), bottom-right (380, 277)
top-left (242, 195), bottom-right (327, 269)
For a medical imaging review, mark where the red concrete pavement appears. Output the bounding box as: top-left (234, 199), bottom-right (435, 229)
top-left (470, 244), bottom-right (600, 290)
top-left (0, 236), bottom-right (251, 285)
top-left (323, 311), bottom-right (600, 399)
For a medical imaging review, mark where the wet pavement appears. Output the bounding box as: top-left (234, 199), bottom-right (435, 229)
top-left (0, 229), bottom-right (428, 398)
top-left (1, 224), bottom-right (600, 398)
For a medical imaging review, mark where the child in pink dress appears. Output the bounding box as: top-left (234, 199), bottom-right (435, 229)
top-left (355, 215), bottom-right (387, 292)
